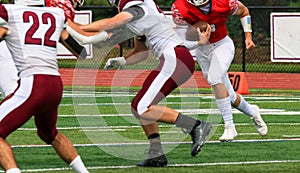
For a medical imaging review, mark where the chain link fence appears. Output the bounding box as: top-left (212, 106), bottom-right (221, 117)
top-left (228, 6), bottom-right (300, 73)
top-left (58, 6), bottom-right (300, 73)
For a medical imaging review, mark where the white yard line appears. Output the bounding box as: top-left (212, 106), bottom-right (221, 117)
top-left (17, 122), bottom-right (300, 131)
top-left (11, 138), bottom-right (300, 148)
top-left (2, 159), bottom-right (300, 172)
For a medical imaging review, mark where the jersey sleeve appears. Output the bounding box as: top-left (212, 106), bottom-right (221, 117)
top-left (0, 5), bottom-right (8, 29)
top-left (171, 3), bottom-right (188, 25)
top-left (123, 6), bottom-right (145, 21)
top-left (229, 0), bottom-right (239, 15)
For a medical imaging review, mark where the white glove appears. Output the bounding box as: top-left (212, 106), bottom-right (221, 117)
top-left (103, 57), bottom-right (126, 70)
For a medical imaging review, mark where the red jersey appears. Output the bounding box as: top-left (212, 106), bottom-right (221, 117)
top-left (45, 0), bottom-right (75, 21)
top-left (172, 0), bottom-right (238, 43)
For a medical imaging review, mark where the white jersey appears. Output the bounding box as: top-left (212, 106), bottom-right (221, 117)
top-left (0, 41), bottom-right (12, 61)
top-left (124, 0), bottom-right (183, 57)
top-left (0, 41), bottom-right (18, 98)
top-left (0, 4), bottom-right (67, 78)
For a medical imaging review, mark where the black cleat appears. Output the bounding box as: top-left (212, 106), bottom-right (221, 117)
top-left (190, 121), bottom-right (212, 157)
top-left (136, 151), bottom-right (168, 167)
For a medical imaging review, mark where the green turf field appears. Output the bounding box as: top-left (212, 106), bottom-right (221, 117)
top-left (3, 88), bottom-right (300, 173)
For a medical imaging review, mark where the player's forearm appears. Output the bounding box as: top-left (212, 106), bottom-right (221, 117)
top-left (125, 38), bottom-right (149, 65)
top-left (80, 12), bottom-right (133, 32)
top-left (244, 32), bottom-right (252, 40)
top-left (0, 27), bottom-right (8, 40)
top-left (68, 20), bottom-right (95, 36)
top-left (125, 51), bottom-right (148, 65)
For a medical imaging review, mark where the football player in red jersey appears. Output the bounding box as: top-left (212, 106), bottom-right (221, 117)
top-left (171, 0), bottom-right (267, 141)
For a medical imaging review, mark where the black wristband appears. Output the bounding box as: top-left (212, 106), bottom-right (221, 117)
top-left (62, 34), bottom-right (87, 59)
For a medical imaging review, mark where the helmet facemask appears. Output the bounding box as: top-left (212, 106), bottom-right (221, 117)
top-left (187, 0), bottom-right (209, 6)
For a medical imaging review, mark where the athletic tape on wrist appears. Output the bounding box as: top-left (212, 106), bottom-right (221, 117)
top-left (240, 15), bottom-right (252, 32)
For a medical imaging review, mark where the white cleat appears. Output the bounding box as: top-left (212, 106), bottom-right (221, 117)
top-left (251, 105), bottom-right (268, 136)
top-left (219, 124), bottom-right (238, 142)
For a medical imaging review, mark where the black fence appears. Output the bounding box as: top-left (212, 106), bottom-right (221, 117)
top-left (65, 6), bottom-right (300, 73)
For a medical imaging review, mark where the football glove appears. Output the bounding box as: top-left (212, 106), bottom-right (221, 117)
top-left (103, 57), bottom-right (126, 70)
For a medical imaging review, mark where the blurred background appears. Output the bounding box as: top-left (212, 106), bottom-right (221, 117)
top-left (5, 0), bottom-right (300, 73)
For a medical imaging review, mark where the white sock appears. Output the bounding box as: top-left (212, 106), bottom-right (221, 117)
top-left (216, 96), bottom-right (233, 126)
top-left (6, 168), bottom-right (21, 173)
top-left (69, 155), bottom-right (89, 173)
top-left (236, 96), bottom-right (255, 117)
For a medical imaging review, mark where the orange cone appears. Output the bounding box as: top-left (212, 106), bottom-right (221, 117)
top-left (227, 72), bottom-right (249, 95)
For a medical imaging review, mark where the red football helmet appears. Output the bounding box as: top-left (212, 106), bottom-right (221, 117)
top-left (45, 0), bottom-right (84, 8)
top-left (14, 0), bottom-right (45, 6)
top-left (45, 0), bottom-right (77, 21)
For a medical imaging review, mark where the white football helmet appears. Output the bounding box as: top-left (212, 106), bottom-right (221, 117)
top-left (187, 0), bottom-right (209, 6)
top-left (14, 0), bottom-right (45, 6)
top-left (70, 0), bottom-right (84, 8)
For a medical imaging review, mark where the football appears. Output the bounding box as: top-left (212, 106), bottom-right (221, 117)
top-left (186, 21), bottom-right (208, 41)
top-left (193, 21), bottom-right (208, 32)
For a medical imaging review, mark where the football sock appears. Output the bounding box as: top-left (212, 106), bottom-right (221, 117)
top-left (216, 97), bottom-right (233, 126)
top-left (69, 155), bottom-right (89, 173)
top-left (236, 96), bottom-right (256, 117)
top-left (6, 168), bottom-right (21, 173)
top-left (148, 133), bottom-right (163, 152)
top-left (175, 113), bottom-right (198, 133)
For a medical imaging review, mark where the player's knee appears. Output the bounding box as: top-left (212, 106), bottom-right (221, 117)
top-left (131, 106), bottom-right (140, 119)
top-left (131, 98), bottom-right (141, 119)
top-left (207, 73), bottom-right (224, 86)
top-left (131, 100), bottom-right (148, 119)
top-left (229, 91), bottom-right (237, 104)
top-left (37, 129), bottom-right (58, 144)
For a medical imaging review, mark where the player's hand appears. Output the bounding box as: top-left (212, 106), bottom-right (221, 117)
top-left (103, 57), bottom-right (126, 70)
top-left (197, 24), bottom-right (211, 46)
top-left (245, 39), bottom-right (256, 49)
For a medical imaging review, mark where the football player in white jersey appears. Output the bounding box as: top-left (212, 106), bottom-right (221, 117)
top-left (78, 0), bottom-right (212, 167)
top-left (106, 0), bottom-right (268, 143)
top-left (0, 2), bottom-right (94, 172)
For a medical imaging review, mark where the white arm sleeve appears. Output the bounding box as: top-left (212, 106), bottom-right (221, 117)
top-left (183, 40), bottom-right (199, 50)
top-left (175, 25), bottom-right (199, 50)
top-left (66, 25), bottom-right (109, 44)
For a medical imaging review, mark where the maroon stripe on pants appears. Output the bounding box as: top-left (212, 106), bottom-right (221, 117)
top-left (131, 46), bottom-right (195, 117)
top-left (0, 75), bottom-right (62, 144)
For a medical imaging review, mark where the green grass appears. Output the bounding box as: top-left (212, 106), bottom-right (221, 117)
top-left (3, 89), bottom-right (300, 172)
